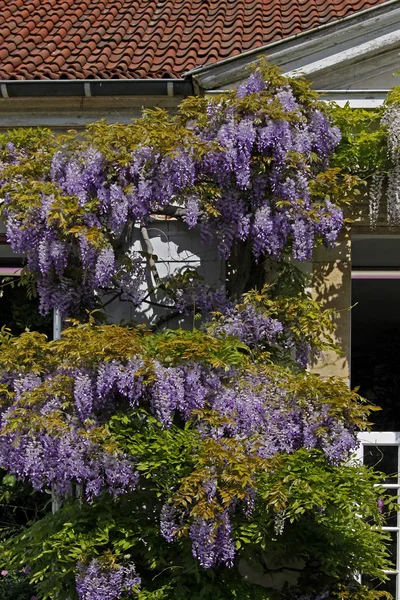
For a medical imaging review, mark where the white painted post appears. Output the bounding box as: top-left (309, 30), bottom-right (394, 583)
top-left (52, 308), bottom-right (62, 515)
top-left (53, 308), bottom-right (62, 342)
top-left (52, 310), bottom-right (72, 599)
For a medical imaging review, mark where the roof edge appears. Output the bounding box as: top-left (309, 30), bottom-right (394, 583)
top-left (204, 88), bottom-right (389, 107)
top-left (186, 0), bottom-right (400, 89)
top-left (0, 79), bottom-right (193, 98)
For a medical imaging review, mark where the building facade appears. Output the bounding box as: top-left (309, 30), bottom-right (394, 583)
top-left (1, 0), bottom-right (400, 594)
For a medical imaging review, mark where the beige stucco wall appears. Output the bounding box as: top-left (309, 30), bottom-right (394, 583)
top-left (309, 231), bottom-right (351, 381)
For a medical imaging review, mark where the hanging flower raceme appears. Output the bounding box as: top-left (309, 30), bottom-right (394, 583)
top-left (361, 93), bottom-right (400, 226)
top-left (0, 370), bottom-right (140, 502)
top-left (76, 560), bottom-right (140, 600)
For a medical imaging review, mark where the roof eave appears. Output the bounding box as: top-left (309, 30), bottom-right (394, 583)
top-left (0, 79), bottom-right (193, 98)
top-left (186, 0), bottom-right (400, 90)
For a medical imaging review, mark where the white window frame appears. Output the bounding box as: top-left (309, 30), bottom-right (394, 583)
top-left (357, 432), bottom-right (400, 598)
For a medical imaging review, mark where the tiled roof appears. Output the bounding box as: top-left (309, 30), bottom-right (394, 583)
top-left (0, 0), bottom-right (391, 80)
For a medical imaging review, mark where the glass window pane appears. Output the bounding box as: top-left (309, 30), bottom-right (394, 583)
top-left (352, 237), bottom-right (400, 268)
top-left (364, 445), bottom-right (398, 484)
top-left (352, 277), bottom-right (400, 431)
top-left (388, 531), bottom-right (398, 568)
top-left (362, 574), bottom-right (397, 598)
top-left (381, 488), bottom-right (399, 528)
top-left (0, 276), bottom-right (52, 337)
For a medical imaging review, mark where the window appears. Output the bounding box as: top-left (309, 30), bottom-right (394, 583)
top-left (352, 236), bottom-right (400, 430)
top-left (357, 432), bottom-right (400, 598)
top-left (0, 230), bottom-right (52, 336)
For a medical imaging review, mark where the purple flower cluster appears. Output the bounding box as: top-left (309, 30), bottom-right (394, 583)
top-left (74, 373), bottom-right (95, 421)
top-left (315, 200), bottom-right (344, 248)
top-left (76, 560), bottom-right (140, 600)
top-left (237, 71), bottom-right (266, 98)
top-left (214, 304), bottom-right (283, 347)
top-left (2, 145), bottom-right (149, 316)
top-left (160, 503), bottom-right (178, 543)
top-left (0, 427), bottom-right (139, 502)
top-left (189, 513), bottom-right (235, 568)
top-left (150, 364), bottom-right (185, 427)
top-left (150, 362), bottom-right (218, 426)
top-left (308, 110), bottom-right (341, 163)
top-left (0, 365), bottom-right (145, 501)
top-left (195, 82), bottom-right (342, 260)
top-left (212, 301), bottom-right (315, 368)
top-left (209, 372), bottom-right (357, 464)
top-left (0, 68), bottom-right (343, 317)
top-left (95, 247), bottom-right (115, 288)
top-left (175, 281), bottom-right (232, 315)
top-left (184, 194), bottom-right (201, 228)
top-left (87, 357), bottom-right (145, 412)
top-left (51, 147), bottom-right (105, 206)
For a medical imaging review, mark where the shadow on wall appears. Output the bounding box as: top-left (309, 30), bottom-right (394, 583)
top-left (105, 219), bottom-right (224, 330)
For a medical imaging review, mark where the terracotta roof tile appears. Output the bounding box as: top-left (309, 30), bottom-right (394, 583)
top-left (0, 0), bottom-right (391, 80)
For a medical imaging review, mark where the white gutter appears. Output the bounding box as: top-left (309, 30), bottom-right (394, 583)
top-left (317, 90), bottom-right (388, 107)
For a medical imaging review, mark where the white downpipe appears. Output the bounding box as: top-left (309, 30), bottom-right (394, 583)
top-left (51, 308), bottom-right (62, 515)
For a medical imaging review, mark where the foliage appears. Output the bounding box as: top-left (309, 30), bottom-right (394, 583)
top-left (210, 281), bottom-right (338, 367)
top-left (0, 471), bottom-right (48, 543)
top-left (0, 317), bottom-right (392, 599)
top-left (0, 62), bottom-right (348, 320)
top-left (0, 64), bottom-right (394, 600)
top-left (330, 91), bottom-right (400, 226)
top-left (330, 104), bottom-right (388, 180)
top-left (0, 570), bottom-right (35, 600)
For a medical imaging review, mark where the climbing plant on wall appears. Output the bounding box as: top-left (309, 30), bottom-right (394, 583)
top-left (0, 63), bottom-right (394, 600)
top-left (330, 91), bottom-right (400, 228)
top-left (0, 62), bottom-right (349, 319)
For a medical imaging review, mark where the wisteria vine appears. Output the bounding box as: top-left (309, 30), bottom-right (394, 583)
top-left (0, 64), bottom-right (344, 318)
top-left (0, 319), bottom-right (370, 593)
top-left (0, 330), bottom-right (356, 502)
top-left (0, 66), bottom-right (390, 600)
top-left (368, 99), bottom-right (400, 226)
